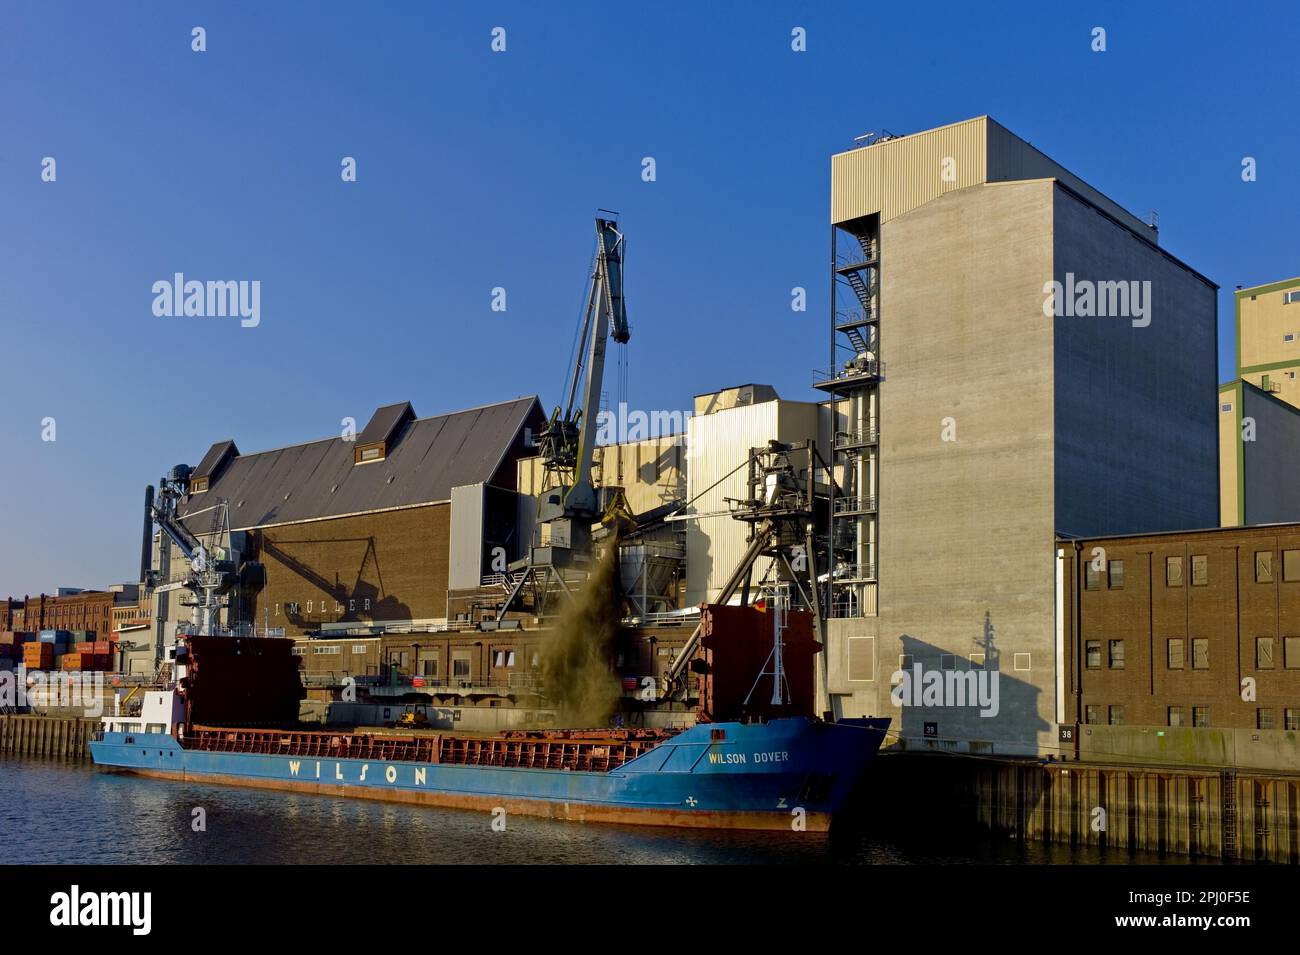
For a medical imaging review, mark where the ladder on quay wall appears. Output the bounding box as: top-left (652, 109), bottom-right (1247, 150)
top-left (1221, 770), bottom-right (1238, 859)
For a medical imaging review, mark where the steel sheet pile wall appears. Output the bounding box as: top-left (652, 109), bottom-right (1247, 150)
top-left (0, 716), bottom-right (98, 759)
top-left (964, 759), bottom-right (1300, 863)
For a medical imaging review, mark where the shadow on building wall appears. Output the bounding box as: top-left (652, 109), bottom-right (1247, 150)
top-left (260, 535), bottom-right (411, 630)
top-left (891, 610), bottom-right (1049, 750)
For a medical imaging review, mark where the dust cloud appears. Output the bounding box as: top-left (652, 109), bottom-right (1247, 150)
top-left (538, 542), bottom-right (625, 727)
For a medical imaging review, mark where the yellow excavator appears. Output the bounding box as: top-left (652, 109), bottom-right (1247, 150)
top-left (393, 704), bottom-right (430, 730)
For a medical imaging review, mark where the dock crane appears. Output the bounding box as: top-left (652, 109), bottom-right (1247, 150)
top-left (147, 465), bottom-right (260, 637)
top-left (496, 216), bottom-right (631, 620)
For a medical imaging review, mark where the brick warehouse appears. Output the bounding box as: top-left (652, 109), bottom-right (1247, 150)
top-left (3, 589), bottom-right (120, 637)
top-left (1059, 523), bottom-right (1300, 771)
top-left (160, 397), bottom-right (547, 643)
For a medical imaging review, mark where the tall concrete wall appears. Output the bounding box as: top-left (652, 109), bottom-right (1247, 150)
top-left (1052, 187), bottom-right (1219, 537)
top-left (826, 179), bottom-right (1219, 758)
top-left (1242, 382), bottom-right (1300, 524)
top-left (827, 180), bottom-right (1059, 755)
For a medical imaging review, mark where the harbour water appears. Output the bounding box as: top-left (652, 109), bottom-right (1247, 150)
top-left (1, 755), bottom-right (1190, 865)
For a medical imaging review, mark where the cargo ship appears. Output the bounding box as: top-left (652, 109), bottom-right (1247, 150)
top-left (90, 627), bottom-right (890, 832)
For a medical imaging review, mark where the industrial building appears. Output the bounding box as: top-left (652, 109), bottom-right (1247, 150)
top-left (153, 397), bottom-right (547, 649)
top-left (816, 116), bottom-right (1220, 756)
top-left (22, 118), bottom-right (1242, 763)
top-left (2, 587), bottom-right (137, 639)
top-left (1060, 524), bottom-right (1300, 772)
top-left (1219, 276), bottom-right (1300, 526)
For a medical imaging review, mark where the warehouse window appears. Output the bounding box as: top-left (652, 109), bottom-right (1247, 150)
top-left (1166, 556), bottom-right (1183, 587)
top-left (899, 654), bottom-right (913, 672)
top-left (1287, 709), bottom-right (1300, 731)
top-left (1285, 290), bottom-right (1300, 304)
top-left (1108, 706), bottom-right (1124, 726)
top-left (1193, 706), bottom-right (1209, 728)
top-left (1084, 564), bottom-right (1101, 590)
top-left (1108, 560), bottom-right (1125, 589)
top-left (1256, 636), bottom-right (1275, 670)
top-left (422, 658), bottom-right (438, 678)
top-left (969, 653), bottom-right (985, 670)
top-left (1192, 638), bottom-right (1210, 669)
top-left (1084, 705), bottom-right (1101, 725)
top-left (1257, 708), bottom-right (1276, 731)
top-left (1285, 636), bottom-right (1300, 669)
top-left (1287, 334), bottom-right (1296, 343)
top-left (1255, 551), bottom-right (1274, 583)
top-left (1108, 640), bottom-right (1125, 669)
top-left (940, 654), bottom-right (956, 671)
top-left (1167, 638), bottom-right (1184, 669)
top-left (1191, 555), bottom-right (1209, 586)
top-left (452, 653), bottom-right (471, 679)
top-left (506, 650), bottom-right (516, 667)
top-left (1168, 706), bottom-right (1184, 727)
top-left (1085, 641), bottom-right (1101, 669)
top-left (313, 645), bottom-right (339, 655)
top-left (351, 644), bottom-right (368, 655)
top-left (1284, 550), bottom-right (1300, 582)
top-left (1013, 652), bottom-right (1031, 672)
top-left (1220, 403), bottom-right (1232, 413)
top-left (493, 650), bottom-right (506, 668)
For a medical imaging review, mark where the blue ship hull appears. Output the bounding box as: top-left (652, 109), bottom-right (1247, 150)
top-left (90, 717), bottom-right (889, 831)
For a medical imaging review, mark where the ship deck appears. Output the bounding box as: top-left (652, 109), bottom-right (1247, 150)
top-left (183, 724), bottom-right (678, 773)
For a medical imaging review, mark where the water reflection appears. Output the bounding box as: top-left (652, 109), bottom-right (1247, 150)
top-left (0, 757), bottom-right (1183, 866)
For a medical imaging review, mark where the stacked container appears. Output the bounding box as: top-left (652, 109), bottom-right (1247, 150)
top-left (1, 631), bottom-right (34, 669)
top-left (23, 642), bottom-right (55, 671)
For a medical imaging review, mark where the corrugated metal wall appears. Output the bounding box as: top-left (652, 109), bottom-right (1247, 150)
top-left (831, 117), bottom-right (987, 225)
top-left (514, 435), bottom-right (685, 516)
top-left (984, 117), bottom-right (1152, 238)
top-left (448, 483), bottom-right (485, 590)
top-left (831, 115), bottom-right (1152, 240)
top-left (685, 401), bottom-right (820, 605)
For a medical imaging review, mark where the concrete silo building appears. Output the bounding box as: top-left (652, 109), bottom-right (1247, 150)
top-left (815, 116), bottom-right (1219, 755)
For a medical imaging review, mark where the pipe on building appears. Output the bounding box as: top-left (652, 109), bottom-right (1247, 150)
top-left (140, 485), bottom-right (155, 584)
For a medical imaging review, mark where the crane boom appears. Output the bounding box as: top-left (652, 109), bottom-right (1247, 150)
top-left (539, 217), bottom-right (629, 518)
top-left (495, 216), bottom-right (631, 621)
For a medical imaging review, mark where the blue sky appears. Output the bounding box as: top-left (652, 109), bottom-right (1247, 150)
top-left (2, 1), bottom-right (1297, 595)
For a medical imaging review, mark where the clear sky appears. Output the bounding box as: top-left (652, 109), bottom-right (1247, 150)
top-left (2, 1), bottom-right (1297, 596)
